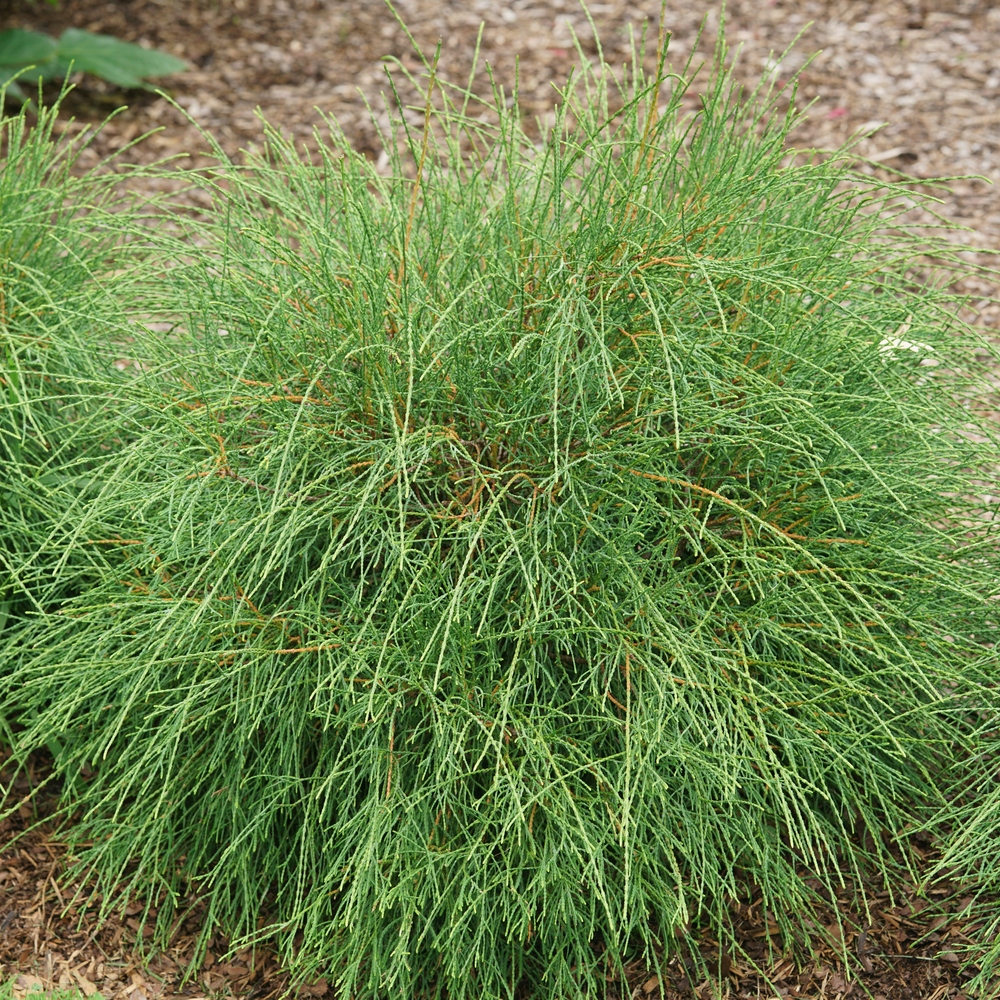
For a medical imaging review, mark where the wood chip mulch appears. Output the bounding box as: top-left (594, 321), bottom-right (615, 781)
top-left (2, 744), bottom-right (998, 1000)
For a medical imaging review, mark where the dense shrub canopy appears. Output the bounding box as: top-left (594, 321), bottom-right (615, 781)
top-left (2, 21), bottom-right (998, 1000)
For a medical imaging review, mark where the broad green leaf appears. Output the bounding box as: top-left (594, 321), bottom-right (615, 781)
top-left (0, 28), bottom-right (58, 67)
top-left (1, 57), bottom-right (70, 93)
top-left (57, 27), bottom-right (188, 88)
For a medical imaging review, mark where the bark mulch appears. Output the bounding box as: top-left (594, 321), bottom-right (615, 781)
top-left (1, 744), bottom-right (996, 1000)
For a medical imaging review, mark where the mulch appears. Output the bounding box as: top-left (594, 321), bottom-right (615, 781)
top-left (1, 742), bottom-right (996, 1000)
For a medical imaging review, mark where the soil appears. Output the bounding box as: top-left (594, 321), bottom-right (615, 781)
top-left (1, 744), bottom-right (996, 1000)
top-left (2, 0), bottom-right (999, 998)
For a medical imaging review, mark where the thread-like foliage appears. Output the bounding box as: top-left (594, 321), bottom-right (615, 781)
top-left (1, 82), bottom-right (165, 760)
top-left (2, 13), bottom-right (999, 1000)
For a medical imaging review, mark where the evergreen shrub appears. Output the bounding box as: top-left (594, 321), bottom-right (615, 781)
top-left (0, 84), bottom-right (161, 760)
top-left (2, 18), bottom-right (998, 1000)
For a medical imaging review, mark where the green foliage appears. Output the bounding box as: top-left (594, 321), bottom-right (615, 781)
top-left (0, 26), bottom-right (187, 105)
top-left (1, 13), bottom-right (999, 1000)
top-left (0, 81), bottom-right (169, 760)
top-left (0, 979), bottom-right (85, 1000)
top-left (919, 681), bottom-right (1000, 996)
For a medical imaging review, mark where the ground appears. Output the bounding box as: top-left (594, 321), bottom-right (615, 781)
top-left (1, 0), bottom-right (999, 998)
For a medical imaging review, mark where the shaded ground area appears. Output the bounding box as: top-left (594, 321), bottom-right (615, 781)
top-left (1, 745), bottom-right (994, 1000)
top-left (2, 0), bottom-right (999, 997)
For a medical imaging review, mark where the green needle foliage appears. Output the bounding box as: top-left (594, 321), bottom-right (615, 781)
top-left (2, 13), bottom-right (999, 1000)
top-left (0, 979), bottom-right (85, 1000)
top-left (919, 670), bottom-right (1000, 995)
top-left (1, 81), bottom-right (166, 759)
top-left (924, 769), bottom-right (1000, 996)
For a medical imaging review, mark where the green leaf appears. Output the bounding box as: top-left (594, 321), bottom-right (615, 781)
top-left (0, 28), bottom-right (58, 67)
top-left (1, 57), bottom-right (71, 91)
top-left (56, 28), bottom-right (187, 88)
